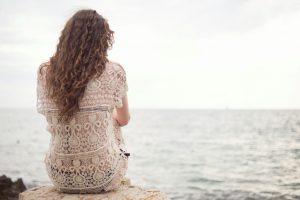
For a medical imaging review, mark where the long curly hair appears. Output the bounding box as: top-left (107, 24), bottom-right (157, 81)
top-left (44, 9), bottom-right (114, 122)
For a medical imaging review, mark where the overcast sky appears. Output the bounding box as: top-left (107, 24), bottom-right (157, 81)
top-left (1, 0), bottom-right (300, 109)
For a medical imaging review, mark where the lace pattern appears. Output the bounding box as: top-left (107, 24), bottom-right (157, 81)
top-left (37, 61), bottom-right (129, 193)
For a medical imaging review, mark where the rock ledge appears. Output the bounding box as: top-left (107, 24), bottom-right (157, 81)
top-left (19, 178), bottom-right (170, 200)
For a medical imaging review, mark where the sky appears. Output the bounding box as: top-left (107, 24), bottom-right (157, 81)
top-left (1, 0), bottom-right (300, 109)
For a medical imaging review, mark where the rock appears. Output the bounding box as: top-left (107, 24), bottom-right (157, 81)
top-left (0, 175), bottom-right (27, 200)
top-left (19, 178), bottom-right (170, 200)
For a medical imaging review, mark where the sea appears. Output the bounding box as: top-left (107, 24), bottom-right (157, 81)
top-left (0, 109), bottom-right (299, 200)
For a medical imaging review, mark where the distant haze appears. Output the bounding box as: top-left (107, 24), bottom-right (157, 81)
top-left (1, 0), bottom-right (300, 109)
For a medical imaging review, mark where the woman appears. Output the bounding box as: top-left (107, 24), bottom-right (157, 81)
top-left (36, 9), bottom-right (130, 193)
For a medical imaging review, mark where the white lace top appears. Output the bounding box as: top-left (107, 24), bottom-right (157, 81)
top-left (37, 61), bottom-right (129, 193)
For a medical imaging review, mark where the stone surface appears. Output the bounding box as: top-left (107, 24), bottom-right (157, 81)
top-left (19, 178), bottom-right (170, 200)
top-left (0, 175), bottom-right (27, 200)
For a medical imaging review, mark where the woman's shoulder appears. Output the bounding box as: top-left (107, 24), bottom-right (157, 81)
top-left (107, 60), bottom-right (126, 74)
top-left (37, 60), bottom-right (50, 77)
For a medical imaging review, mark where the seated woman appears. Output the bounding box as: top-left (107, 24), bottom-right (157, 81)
top-left (36, 9), bottom-right (130, 194)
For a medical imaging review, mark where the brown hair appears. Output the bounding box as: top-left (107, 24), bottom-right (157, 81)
top-left (43, 9), bottom-right (114, 122)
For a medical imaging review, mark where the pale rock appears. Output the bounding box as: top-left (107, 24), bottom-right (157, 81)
top-left (19, 178), bottom-right (170, 200)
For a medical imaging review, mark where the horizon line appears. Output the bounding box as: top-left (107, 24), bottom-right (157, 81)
top-left (1, 107), bottom-right (300, 111)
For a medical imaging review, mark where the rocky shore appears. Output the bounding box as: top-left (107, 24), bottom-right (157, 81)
top-left (0, 175), bottom-right (26, 200)
top-left (0, 175), bottom-right (169, 200)
top-left (20, 178), bottom-right (170, 200)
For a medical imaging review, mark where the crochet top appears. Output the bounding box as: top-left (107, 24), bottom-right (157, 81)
top-left (36, 61), bottom-right (129, 193)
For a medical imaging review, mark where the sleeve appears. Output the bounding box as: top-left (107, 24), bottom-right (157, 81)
top-left (113, 63), bottom-right (128, 108)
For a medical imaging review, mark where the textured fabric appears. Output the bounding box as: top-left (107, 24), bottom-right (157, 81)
top-left (36, 61), bottom-right (129, 194)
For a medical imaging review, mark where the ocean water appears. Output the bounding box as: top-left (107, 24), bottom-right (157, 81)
top-left (0, 109), bottom-right (299, 200)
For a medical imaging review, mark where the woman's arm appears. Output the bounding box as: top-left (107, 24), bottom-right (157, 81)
top-left (113, 94), bottom-right (130, 126)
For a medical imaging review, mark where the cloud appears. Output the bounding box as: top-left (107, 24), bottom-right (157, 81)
top-left (1, 0), bottom-right (300, 108)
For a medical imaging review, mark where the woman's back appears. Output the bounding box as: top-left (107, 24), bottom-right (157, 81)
top-left (37, 61), bottom-right (129, 193)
